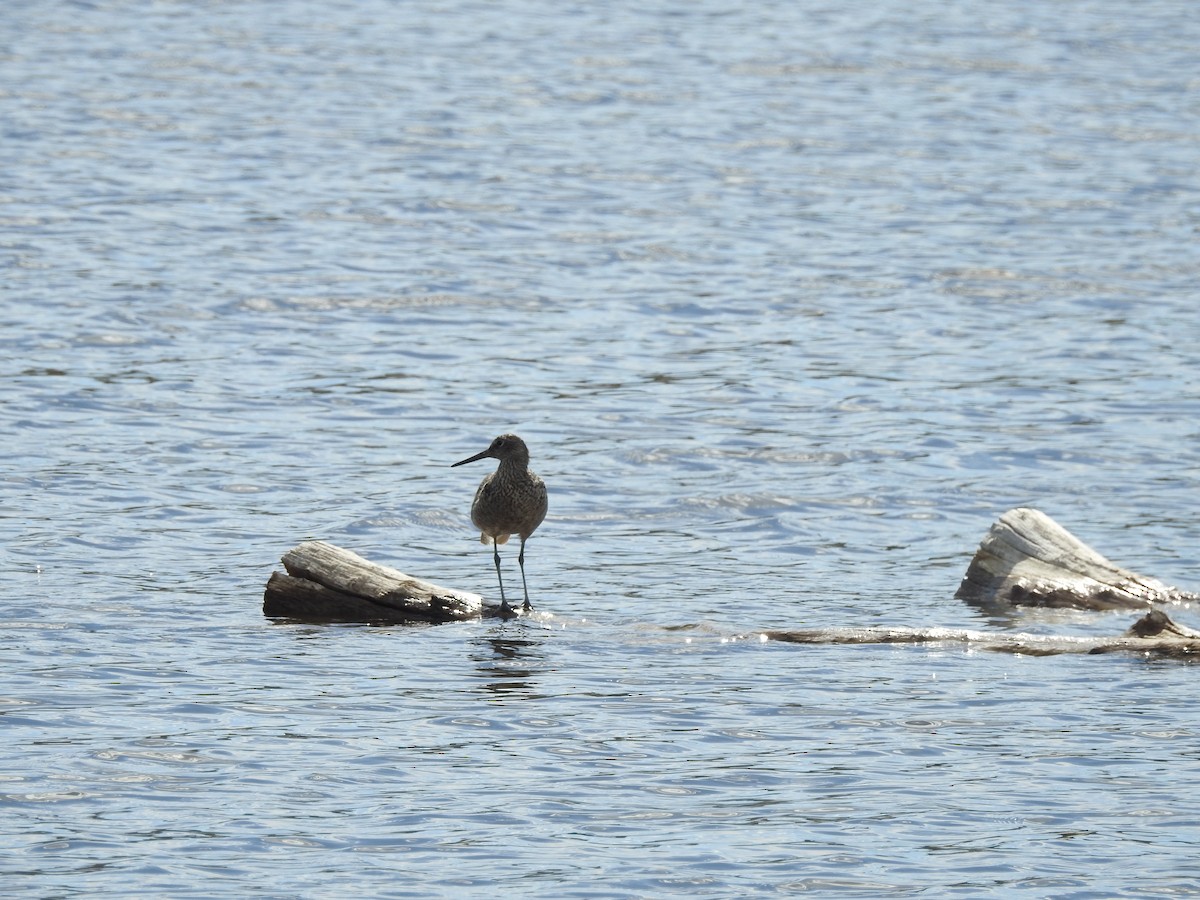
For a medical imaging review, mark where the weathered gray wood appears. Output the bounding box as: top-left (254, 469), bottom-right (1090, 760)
top-left (263, 571), bottom-right (440, 624)
top-left (766, 610), bottom-right (1200, 658)
top-left (263, 541), bottom-right (483, 623)
top-left (955, 507), bottom-right (1199, 612)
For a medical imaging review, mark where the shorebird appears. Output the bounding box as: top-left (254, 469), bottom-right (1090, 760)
top-left (451, 433), bottom-right (548, 616)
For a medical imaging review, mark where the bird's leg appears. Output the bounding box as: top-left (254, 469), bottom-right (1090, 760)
top-left (518, 537), bottom-right (532, 611)
top-left (492, 538), bottom-right (512, 615)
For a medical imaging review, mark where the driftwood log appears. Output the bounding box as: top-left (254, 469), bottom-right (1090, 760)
top-left (264, 509), bottom-right (1199, 656)
top-left (763, 507), bottom-right (1200, 657)
top-left (263, 541), bottom-right (485, 624)
top-left (955, 507), bottom-right (1198, 612)
top-left (765, 610), bottom-right (1200, 658)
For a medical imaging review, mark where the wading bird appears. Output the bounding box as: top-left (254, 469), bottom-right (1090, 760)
top-left (451, 434), bottom-right (548, 616)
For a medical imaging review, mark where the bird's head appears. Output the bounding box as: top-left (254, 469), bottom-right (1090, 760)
top-left (451, 433), bottom-right (529, 467)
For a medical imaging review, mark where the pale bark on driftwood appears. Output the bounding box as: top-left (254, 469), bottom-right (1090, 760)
top-left (954, 507), bottom-right (1199, 612)
top-left (763, 507), bottom-right (1200, 657)
top-left (765, 610), bottom-right (1200, 658)
top-left (263, 541), bottom-right (484, 624)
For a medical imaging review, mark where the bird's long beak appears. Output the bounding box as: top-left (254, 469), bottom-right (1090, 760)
top-left (451, 448), bottom-right (492, 467)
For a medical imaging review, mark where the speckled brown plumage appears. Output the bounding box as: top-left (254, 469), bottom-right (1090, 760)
top-left (451, 433), bottom-right (547, 614)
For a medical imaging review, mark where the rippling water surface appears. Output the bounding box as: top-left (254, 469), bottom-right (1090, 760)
top-left (4, 0), bottom-right (1200, 896)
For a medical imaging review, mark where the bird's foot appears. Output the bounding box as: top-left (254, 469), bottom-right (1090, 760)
top-left (498, 601), bottom-right (517, 619)
top-left (522, 599), bottom-right (533, 612)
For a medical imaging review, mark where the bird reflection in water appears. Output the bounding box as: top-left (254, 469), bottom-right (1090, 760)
top-left (469, 635), bottom-right (547, 698)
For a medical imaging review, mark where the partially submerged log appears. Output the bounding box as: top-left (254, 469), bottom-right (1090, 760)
top-left (765, 610), bottom-right (1200, 658)
top-left (263, 509), bottom-right (1199, 659)
top-left (955, 507), bottom-right (1199, 612)
top-left (263, 541), bottom-right (484, 624)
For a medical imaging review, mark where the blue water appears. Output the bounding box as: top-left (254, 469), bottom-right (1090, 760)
top-left (4, 0), bottom-right (1200, 896)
